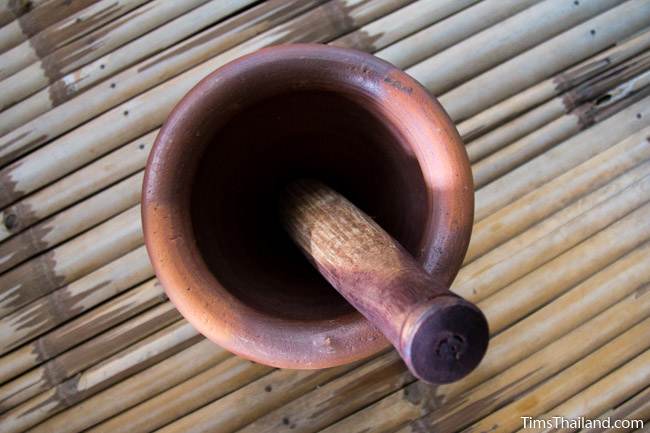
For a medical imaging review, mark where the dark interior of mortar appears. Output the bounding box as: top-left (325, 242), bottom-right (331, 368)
top-left (191, 90), bottom-right (429, 321)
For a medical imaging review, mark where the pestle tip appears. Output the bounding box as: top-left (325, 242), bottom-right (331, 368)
top-left (401, 295), bottom-right (489, 384)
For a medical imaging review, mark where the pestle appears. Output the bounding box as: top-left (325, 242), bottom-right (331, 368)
top-left (281, 179), bottom-right (489, 384)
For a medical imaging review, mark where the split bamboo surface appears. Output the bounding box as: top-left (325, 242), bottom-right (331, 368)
top-left (155, 360), bottom-right (366, 433)
top-left (462, 42), bottom-right (650, 161)
top-left (25, 339), bottom-right (231, 433)
top-left (0, 0), bottom-right (258, 134)
top-left (86, 356), bottom-right (273, 433)
top-left (519, 356), bottom-right (650, 433)
top-left (457, 27), bottom-right (650, 143)
top-left (0, 171), bottom-right (143, 272)
top-left (0, 129), bottom-right (156, 241)
top-left (437, 0), bottom-right (650, 121)
top-left (330, 0), bottom-right (477, 52)
top-left (453, 166), bottom-right (650, 302)
top-left (375, 0), bottom-right (540, 69)
top-left (0, 296), bottom-right (178, 411)
top-left (0, 275), bottom-right (166, 383)
top-left (408, 0), bottom-right (630, 96)
top-left (0, 245), bottom-right (153, 355)
top-left (0, 0), bottom-right (97, 53)
top-left (474, 96), bottom-right (650, 223)
top-left (0, 204), bottom-right (143, 316)
top-left (0, 0), bottom-right (211, 111)
top-left (0, 319), bottom-right (200, 433)
top-left (576, 387), bottom-right (650, 433)
top-left (469, 122), bottom-right (650, 262)
top-left (0, 0), bottom-right (44, 30)
top-left (0, 0), bottom-right (325, 167)
top-left (471, 56), bottom-right (650, 187)
top-left (0, 0), bottom-right (151, 81)
top-left (0, 1), bottom-right (649, 433)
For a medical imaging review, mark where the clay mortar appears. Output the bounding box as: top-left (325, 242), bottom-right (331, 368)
top-left (142, 44), bottom-right (475, 370)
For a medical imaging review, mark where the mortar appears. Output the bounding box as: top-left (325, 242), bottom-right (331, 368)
top-left (142, 44), bottom-right (479, 377)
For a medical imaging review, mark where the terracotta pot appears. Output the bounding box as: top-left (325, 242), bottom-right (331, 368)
top-left (142, 44), bottom-right (474, 369)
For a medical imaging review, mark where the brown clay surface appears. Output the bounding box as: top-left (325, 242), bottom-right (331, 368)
top-left (142, 44), bottom-right (473, 369)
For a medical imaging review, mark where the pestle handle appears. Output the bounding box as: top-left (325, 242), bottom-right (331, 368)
top-left (281, 180), bottom-right (489, 383)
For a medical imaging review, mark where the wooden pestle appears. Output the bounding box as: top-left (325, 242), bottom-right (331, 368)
top-left (281, 180), bottom-right (489, 384)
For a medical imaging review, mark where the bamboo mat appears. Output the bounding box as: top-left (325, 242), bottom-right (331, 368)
top-left (0, 0), bottom-right (649, 432)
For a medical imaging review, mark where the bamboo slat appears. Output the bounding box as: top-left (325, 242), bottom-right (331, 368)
top-left (440, 0), bottom-right (650, 122)
top-left (0, 319), bottom-right (199, 433)
top-left (0, 0), bottom-right (47, 29)
top-left (238, 351), bottom-right (412, 433)
top-left (0, 0), bottom-right (211, 111)
top-left (375, 0), bottom-right (539, 69)
top-left (0, 298), bottom-right (178, 412)
top-left (331, 0), bottom-right (477, 52)
top-left (0, 171), bottom-right (143, 272)
top-left (467, 96), bottom-right (568, 164)
top-left (525, 366), bottom-right (650, 433)
top-left (0, 0), bottom-right (150, 81)
top-left (0, 245), bottom-right (152, 355)
top-left (0, 276), bottom-right (166, 384)
top-left (470, 124), bottom-right (650, 261)
top-left (466, 51), bottom-right (650, 165)
top-left (155, 362), bottom-right (365, 433)
top-left (0, 130), bottom-right (156, 241)
top-left (456, 172), bottom-right (650, 303)
top-left (0, 0), bottom-right (257, 135)
top-left (87, 356), bottom-right (273, 433)
top-left (0, 0), bottom-right (96, 53)
top-left (474, 97), bottom-right (650, 225)
top-left (0, 16), bottom-right (29, 53)
top-left (0, 204), bottom-right (142, 316)
top-left (457, 28), bottom-right (650, 143)
top-left (458, 244), bottom-right (650, 395)
top-left (0, 0), bottom-right (17, 29)
top-left (0, 0), bottom-right (409, 199)
top-left (24, 339), bottom-right (229, 433)
top-left (408, 0), bottom-right (623, 96)
top-left (461, 327), bottom-right (650, 433)
top-left (456, 160), bottom-right (650, 296)
top-left (471, 69), bottom-right (650, 188)
top-left (481, 201), bottom-right (650, 334)
top-left (577, 387), bottom-right (650, 433)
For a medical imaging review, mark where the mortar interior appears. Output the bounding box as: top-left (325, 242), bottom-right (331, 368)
top-left (190, 89), bottom-right (429, 322)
